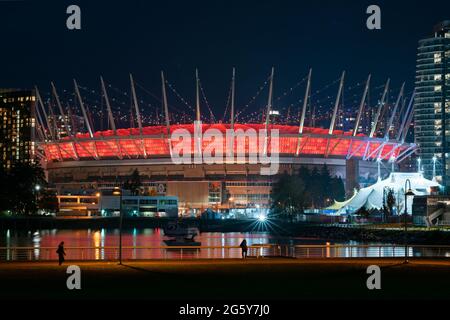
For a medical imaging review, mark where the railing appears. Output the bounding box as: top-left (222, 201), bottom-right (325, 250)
top-left (0, 245), bottom-right (274, 261)
top-left (1, 244), bottom-right (449, 261)
top-left (289, 244), bottom-right (450, 259)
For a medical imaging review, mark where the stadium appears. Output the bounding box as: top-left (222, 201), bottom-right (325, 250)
top-left (35, 70), bottom-right (417, 215)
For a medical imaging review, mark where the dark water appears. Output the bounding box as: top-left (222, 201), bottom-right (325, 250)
top-left (0, 228), bottom-right (332, 248)
top-left (0, 228), bottom-right (344, 260)
top-left (1, 228), bottom-right (447, 260)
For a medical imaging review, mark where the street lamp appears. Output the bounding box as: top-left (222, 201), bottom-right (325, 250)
top-left (404, 179), bottom-right (415, 264)
top-left (35, 185), bottom-right (41, 212)
top-left (229, 197), bottom-right (234, 208)
top-left (390, 155), bottom-right (396, 173)
top-left (113, 187), bottom-right (123, 265)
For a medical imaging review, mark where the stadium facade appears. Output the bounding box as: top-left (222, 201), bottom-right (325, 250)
top-left (35, 70), bottom-right (417, 215)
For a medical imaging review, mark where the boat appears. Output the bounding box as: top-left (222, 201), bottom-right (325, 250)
top-left (163, 221), bottom-right (201, 246)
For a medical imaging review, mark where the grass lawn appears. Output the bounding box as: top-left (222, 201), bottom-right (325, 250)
top-left (0, 258), bottom-right (449, 300)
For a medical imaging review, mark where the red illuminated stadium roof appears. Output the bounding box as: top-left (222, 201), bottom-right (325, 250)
top-left (41, 123), bottom-right (415, 162)
top-left (70, 123), bottom-right (358, 139)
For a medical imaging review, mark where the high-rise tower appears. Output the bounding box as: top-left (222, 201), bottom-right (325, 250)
top-left (415, 21), bottom-right (450, 187)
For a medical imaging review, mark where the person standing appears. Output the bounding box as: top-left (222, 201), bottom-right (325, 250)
top-left (56, 241), bottom-right (66, 266)
top-left (239, 239), bottom-right (248, 259)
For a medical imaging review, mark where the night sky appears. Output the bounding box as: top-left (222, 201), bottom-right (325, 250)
top-left (1, 0), bottom-right (449, 122)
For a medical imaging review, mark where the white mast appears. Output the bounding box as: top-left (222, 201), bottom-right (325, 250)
top-left (161, 71), bottom-right (171, 135)
top-left (400, 93), bottom-right (416, 144)
top-left (369, 78), bottom-right (390, 138)
top-left (353, 74), bottom-right (371, 136)
top-left (51, 82), bottom-right (72, 138)
top-left (299, 68), bottom-right (312, 135)
top-left (35, 87), bottom-right (55, 141)
top-left (384, 82), bottom-right (405, 140)
top-left (161, 71), bottom-right (172, 155)
top-left (329, 71), bottom-right (345, 135)
top-left (100, 76), bottom-right (116, 134)
top-left (196, 69), bottom-right (201, 122)
top-left (230, 67), bottom-right (236, 130)
top-left (33, 90), bottom-right (48, 141)
top-left (296, 69), bottom-right (312, 156)
top-left (265, 67), bottom-right (275, 131)
top-left (130, 74), bottom-right (147, 158)
top-left (46, 93), bottom-right (58, 139)
top-left (130, 74), bottom-right (143, 134)
top-left (397, 90), bottom-right (415, 142)
top-left (74, 79), bottom-right (94, 138)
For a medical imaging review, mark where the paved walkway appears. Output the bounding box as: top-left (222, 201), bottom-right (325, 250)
top-left (1, 258), bottom-right (450, 300)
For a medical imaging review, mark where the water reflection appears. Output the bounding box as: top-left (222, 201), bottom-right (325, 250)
top-left (6, 229), bottom-right (10, 260)
top-left (32, 231), bottom-right (41, 260)
top-left (93, 230), bottom-right (101, 260)
top-left (0, 228), bottom-right (448, 260)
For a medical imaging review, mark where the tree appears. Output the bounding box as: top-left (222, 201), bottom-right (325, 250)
top-left (38, 189), bottom-right (59, 214)
top-left (357, 206), bottom-right (370, 218)
top-left (309, 167), bottom-right (322, 207)
top-left (271, 165), bottom-right (348, 215)
top-left (271, 173), bottom-right (306, 221)
top-left (320, 165), bottom-right (333, 205)
top-left (0, 162), bottom-right (47, 215)
top-left (297, 166), bottom-right (313, 207)
top-left (330, 177), bottom-right (346, 202)
top-left (386, 188), bottom-right (396, 217)
top-left (124, 169), bottom-right (142, 196)
top-left (0, 168), bottom-right (10, 213)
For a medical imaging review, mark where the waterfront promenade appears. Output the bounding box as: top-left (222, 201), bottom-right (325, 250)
top-left (1, 258), bottom-right (450, 300)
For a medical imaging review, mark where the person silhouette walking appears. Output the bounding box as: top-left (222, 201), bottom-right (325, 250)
top-left (239, 239), bottom-right (248, 259)
top-left (56, 241), bottom-right (66, 266)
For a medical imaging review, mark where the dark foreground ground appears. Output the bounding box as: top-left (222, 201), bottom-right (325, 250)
top-left (0, 258), bottom-right (449, 300)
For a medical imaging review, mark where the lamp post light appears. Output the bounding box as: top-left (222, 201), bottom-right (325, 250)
top-left (229, 197), bottom-right (234, 209)
top-left (376, 157), bottom-right (382, 181)
top-left (35, 185), bottom-right (41, 212)
top-left (390, 156), bottom-right (396, 173)
top-left (403, 179), bottom-right (415, 264)
top-left (96, 192), bottom-right (102, 216)
top-left (113, 187), bottom-right (123, 265)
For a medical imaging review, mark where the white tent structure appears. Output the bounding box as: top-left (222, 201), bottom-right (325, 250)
top-left (328, 172), bottom-right (441, 215)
